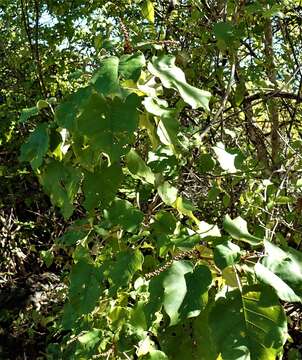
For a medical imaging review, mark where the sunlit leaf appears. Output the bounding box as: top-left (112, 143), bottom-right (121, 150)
top-left (209, 285), bottom-right (288, 360)
top-left (126, 148), bottom-right (155, 184)
top-left (223, 215), bottom-right (263, 246)
top-left (148, 55), bottom-right (211, 110)
top-left (141, 0), bottom-right (155, 23)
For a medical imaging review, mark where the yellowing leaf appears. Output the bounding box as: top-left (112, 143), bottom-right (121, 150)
top-left (141, 0), bottom-right (155, 23)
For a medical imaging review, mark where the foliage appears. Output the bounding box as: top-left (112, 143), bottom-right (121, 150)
top-left (2, 0), bottom-right (302, 359)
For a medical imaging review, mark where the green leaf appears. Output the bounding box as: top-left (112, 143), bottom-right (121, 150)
top-left (214, 240), bottom-right (241, 270)
top-left (36, 99), bottom-right (49, 110)
top-left (213, 22), bottom-right (239, 51)
top-left (56, 219), bottom-right (91, 246)
top-left (78, 329), bottom-right (101, 350)
top-left (55, 86), bottom-right (93, 132)
top-left (178, 265), bottom-right (212, 320)
top-left (143, 97), bottom-right (181, 153)
top-left (148, 55), bottom-right (211, 110)
top-left (152, 211), bottom-right (177, 236)
top-left (19, 106), bottom-right (39, 123)
top-left (40, 250), bottom-right (54, 268)
top-left (119, 52), bottom-right (145, 82)
top-left (91, 56), bottom-right (120, 96)
top-left (20, 123), bottom-right (49, 170)
top-left (197, 153), bottom-right (216, 173)
top-left (63, 260), bottom-right (102, 328)
top-left (126, 149), bottom-right (155, 184)
top-left (141, 0), bottom-right (155, 23)
top-left (77, 92), bottom-right (140, 162)
top-left (83, 162), bottom-right (123, 210)
top-left (40, 160), bottom-right (81, 219)
top-left (209, 285), bottom-right (288, 360)
top-left (160, 303), bottom-right (217, 360)
top-left (162, 261), bottom-right (194, 325)
top-left (258, 241), bottom-right (302, 300)
top-left (157, 181), bottom-right (178, 206)
top-left (108, 249), bottom-right (144, 295)
top-left (223, 215), bottom-right (263, 246)
top-left (255, 263), bottom-right (301, 303)
top-left (104, 198), bottom-right (144, 233)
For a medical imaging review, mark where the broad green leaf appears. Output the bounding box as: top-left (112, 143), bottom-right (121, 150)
top-left (174, 196), bottom-right (198, 222)
top-left (63, 260), bottom-right (102, 328)
top-left (157, 181), bottom-right (178, 205)
top-left (162, 261), bottom-right (194, 325)
top-left (160, 301), bottom-right (217, 360)
top-left (213, 22), bottom-right (240, 51)
top-left (19, 106), bottom-right (39, 123)
top-left (255, 263), bottom-right (301, 302)
top-left (139, 113), bottom-right (160, 150)
top-left (214, 240), bottom-right (241, 270)
top-left (146, 261), bottom-right (211, 327)
top-left (40, 160), bottom-right (81, 219)
top-left (82, 162), bottom-right (123, 210)
top-left (108, 249), bottom-right (144, 295)
top-left (78, 329), bottom-right (100, 349)
top-left (55, 86), bottom-right (93, 132)
top-left (148, 55), bottom-right (211, 110)
top-left (104, 198), bottom-right (144, 233)
top-left (259, 240), bottom-right (302, 300)
top-left (223, 215), bottom-right (263, 246)
top-left (143, 96), bottom-right (181, 153)
top-left (152, 211), bottom-right (177, 235)
top-left (72, 135), bottom-right (100, 170)
top-left (77, 92), bottom-right (140, 162)
top-left (209, 285), bottom-right (287, 360)
top-left (119, 52), bottom-right (145, 82)
top-left (126, 149), bottom-right (155, 184)
top-left (56, 219), bottom-right (91, 246)
top-left (91, 56), bottom-right (120, 96)
top-left (197, 153), bottom-right (216, 173)
top-left (20, 123), bottom-right (49, 170)
top-left (178, 265), bottom-right (212, 319)
top-left (213, 142), bottom-right (238, 173)
top-left (141, 0), bottom-right (155, 23)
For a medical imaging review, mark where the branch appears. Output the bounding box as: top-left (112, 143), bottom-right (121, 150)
top-left (246, 91), bottom-right (302, 103)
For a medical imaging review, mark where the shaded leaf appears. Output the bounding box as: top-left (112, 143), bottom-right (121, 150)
top-left (19, 106), bottom-right (39, 123)
top-left (40, 160), bottom-right (81, 219)
top-left (108, 249), bottom-right (144, 295)
top-left (83, 162), bottom-right (123, 210)
top-left (20, 123), bottom-right (49, 170)
top-left (104, 198), bottom-right (144, 233)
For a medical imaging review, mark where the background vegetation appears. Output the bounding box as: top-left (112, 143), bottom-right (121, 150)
top-left (0, 0), bottom-right (302, 359)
